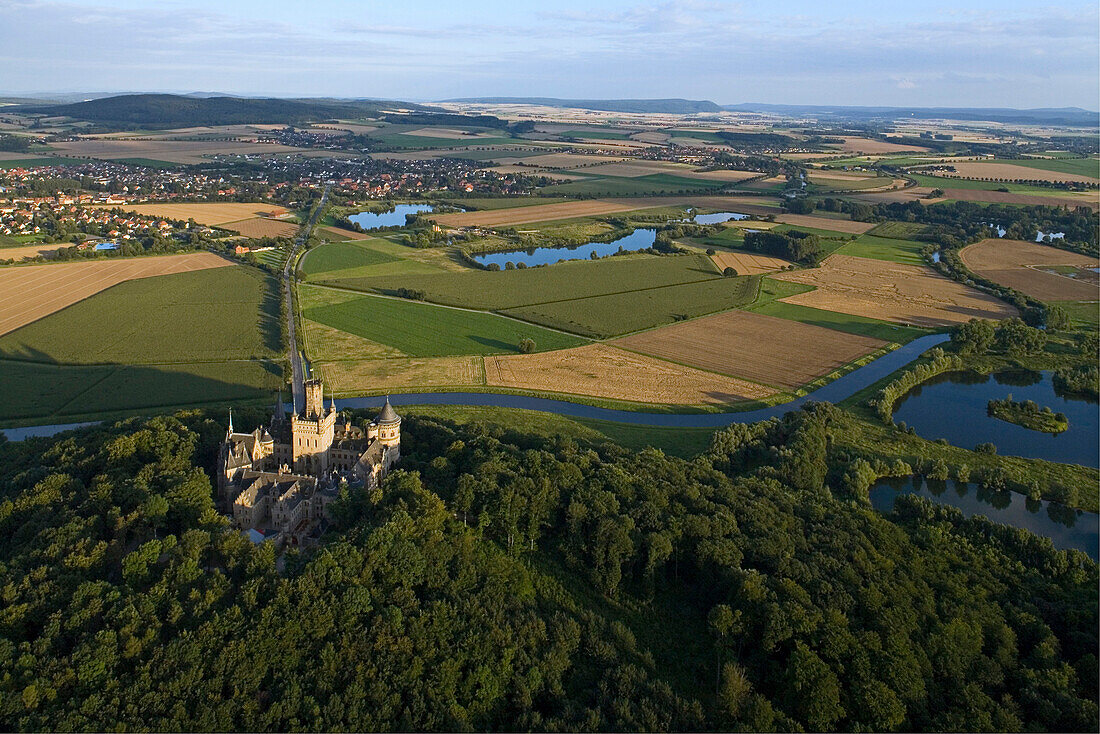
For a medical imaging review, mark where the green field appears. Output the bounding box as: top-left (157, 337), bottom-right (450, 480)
top-left (748, 298), bottom-right (929, 342)
top-left (909, 173), bottom-right (1081, 196)
top-left (0, 157), bottom-right (70, 169)
top-left (990, 157), bottom-right (1099, 179)
top-left (542, 173), bottom-right (725, 197)
top-left (560, 129), bottom-right (633, 140)
top-left (0, 266), bottom-right (281, 364)
top-left (441, 148), bottom-right (554, 162)
top-left (1052, 300), bottom-right (1100, 327)
top-left (0, 359), bottom-right (283, 424)
top-left (301, 288), bottom-right (586, 356)
top-left (112, 157), bottom-right (179, 168)
top-left (301, 241), bottom-right (400, 275)
top-left (867, 221), bottom-right (931, 239)
top-left (838, 234), bottom-right (926, 265)
top-left (318, 253), bottom-right (723, 311)
top-left (500, 275), bottom-right (760, 338)
top-left (435, 196), bottom-right (569, 210)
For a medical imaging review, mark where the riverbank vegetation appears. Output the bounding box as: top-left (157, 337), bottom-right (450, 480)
top-left (988, 396), bottom-right (1068, 434)
top-left (0, 407), bottom-right (1094, 731)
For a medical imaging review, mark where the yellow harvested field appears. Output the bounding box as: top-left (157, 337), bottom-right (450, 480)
top-left (834, 137), bottom-right (930, 154)
top-left (226, 218), bottom-right (298, 238)
top-left (430, 199), bottom-right (665, 227)
top-left (94, 202), bottom-right (289, 226)
top-left (320, 226), bottom-right (373, 241)
top-left (49, 139), bottom-right (305, 163)
top-left (317, 357), bottom-right (484, 394)
top-left (0, 244), bottom-right (63, 261)
top-left (485, 344), bottom-right (773, 405)
top-left (772, 254), bottom-right (1017, 327)
top-left (709, 249), bottom-right (792, 275)
top-left (0, 252), bottom-right (233, 336)
top-left (577, 161), bottom-right (694, 178)
top-left (774, 214), bottom-right (877, 234)
top-left (520, 153), bottom-right (629, 169)
top-left (687, 168), bottom-right (760, 182)
top-left (960, 239), bottom-right (1100, 301)
top-left (940, 161), bottom-right (1099, 184)
top-left (618, 195), bottom-right (781, 217)
top-left (613, 310), bottom-right (885, 390)
top-left (487, 165), bottom-right (583, 181)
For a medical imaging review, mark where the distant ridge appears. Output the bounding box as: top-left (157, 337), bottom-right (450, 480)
top-left (723, 103), bottom-right (1099, 126)
top-left (14, 93), bottom-right (431, 128)
top-left (444, 97), bottom-right (722, 114)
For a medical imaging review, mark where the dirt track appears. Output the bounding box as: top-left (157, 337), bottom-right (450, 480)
top-left (613, 310), bottom-right (885, 390)
top-left (0, 252), bottom-right (233, 337)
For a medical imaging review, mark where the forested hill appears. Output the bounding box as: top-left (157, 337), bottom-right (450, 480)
top-left (16, 94), bottom-right (427, 128)
top-left (443, 97), bottom-right (722, 114)
top-left (0, 406), bottom-right (1095, 731)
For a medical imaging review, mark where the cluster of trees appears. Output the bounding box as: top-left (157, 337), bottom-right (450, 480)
top-left (0, 133), bottom-right (31, 152)
top-left (744, 229), bottom-right (821, 264)
top-left (0, 405), bottom-right (1094, 731)
top-left (869, 347), bottom-right (964, 421)
top-left (951, 318), bottom-right (1047, 357)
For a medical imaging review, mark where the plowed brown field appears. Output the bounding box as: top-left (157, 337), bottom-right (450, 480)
top-left (772, 254), bottom-right (1016, 327)
top-left (0, 252), bottom-right (233, 336)
top-left (485, 344), bottom-right (773, 404)
top-left (613, 310), bottom-right (885, 390)
top-left (960, 239), bottom-right (1100, 301)
top-left (774, 214), bottom-right (876, 234)
top-left (227, 218), bottom-right (298, 238)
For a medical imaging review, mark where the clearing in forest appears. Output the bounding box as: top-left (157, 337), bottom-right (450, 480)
top-left (612, 310), bottom-right (885, 390)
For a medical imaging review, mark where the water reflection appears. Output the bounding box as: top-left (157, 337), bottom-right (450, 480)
top-left (349, 204), bottom-right (437, 229)
top-left (473, 228), bottom-right (658, 268)
top-left (871, 476), bottom-right (1098, 558)
top-left (892, 370), bottom-right (1098, 468)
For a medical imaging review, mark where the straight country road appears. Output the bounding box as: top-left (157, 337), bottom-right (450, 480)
top-left (284, 185), bottom-right (330, 412)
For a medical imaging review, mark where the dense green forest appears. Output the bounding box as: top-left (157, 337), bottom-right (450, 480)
top-left (0, 407), bottom-right (1095, 731)
top-left (16, 94), bottom-right (429, 128)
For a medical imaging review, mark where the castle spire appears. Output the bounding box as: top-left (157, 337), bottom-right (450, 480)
top-left (227, 407), bottom-right (233, 437)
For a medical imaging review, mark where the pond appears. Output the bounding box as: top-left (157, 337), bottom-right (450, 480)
top-left (690, 211), bottom-right (749, 225)
top-left (348, 204), bottom-right (437, 230)
top-left (871, 476), bottom-right (1098, 559)
top-left (473, 228), bottom-right (657, 268)
top-left (892, 370), bottom-right (1098, 468)
top-left (1036, 231), bottom-right (1065, 242)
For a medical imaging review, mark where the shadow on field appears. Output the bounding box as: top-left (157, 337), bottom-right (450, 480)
top-left (469, 335), bottom-right (518, 352)
top-left (0, 355), bottom-right (284, 423)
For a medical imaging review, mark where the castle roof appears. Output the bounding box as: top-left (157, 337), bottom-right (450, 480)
top-left (376, 397), bottom-right (400, 424)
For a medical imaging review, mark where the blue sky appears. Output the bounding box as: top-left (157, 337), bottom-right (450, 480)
top-left (1, 0), bottom-right (1097, 108)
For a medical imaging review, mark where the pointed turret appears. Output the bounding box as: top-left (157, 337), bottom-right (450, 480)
top-left (329, 394), bottom-right (337, 415)
top-left (227, 407), bottom-right (234, 437)
top-left (377, 396), bottom-right (400, 425)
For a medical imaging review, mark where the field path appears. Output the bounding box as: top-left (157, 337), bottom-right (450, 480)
top-left (0, 252), bottom-right (233, 337)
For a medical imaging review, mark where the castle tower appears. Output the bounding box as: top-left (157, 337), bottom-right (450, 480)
top-left (304, 379), bottom-right (324, 419)
top-left (291, 378), bottom-right (336, 474)
top-left (374, 397), bottom-right (401, 450)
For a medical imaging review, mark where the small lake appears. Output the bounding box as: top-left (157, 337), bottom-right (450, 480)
top-left (348, 204), bottom-right (437, 230)
top-left (691, 211), bottom-right (749, 224)
top-left (892, 370), bottom-right (1098, 468)
top-left (473, 228), bottom-right (657, 268)
top-left (1036, 231), bottom-right (1065, 242)
top-left (871, 476), bottom-right (1098, 559)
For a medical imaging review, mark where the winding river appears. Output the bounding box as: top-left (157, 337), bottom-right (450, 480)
top-left (3, 334), bottom-right (950, 438)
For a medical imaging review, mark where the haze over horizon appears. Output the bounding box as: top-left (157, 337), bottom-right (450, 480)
top-left (1, 0), bottom-right (1098, 110)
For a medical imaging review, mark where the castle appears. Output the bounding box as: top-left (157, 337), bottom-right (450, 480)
top-left (218, 378), bottom-right (401, 546)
